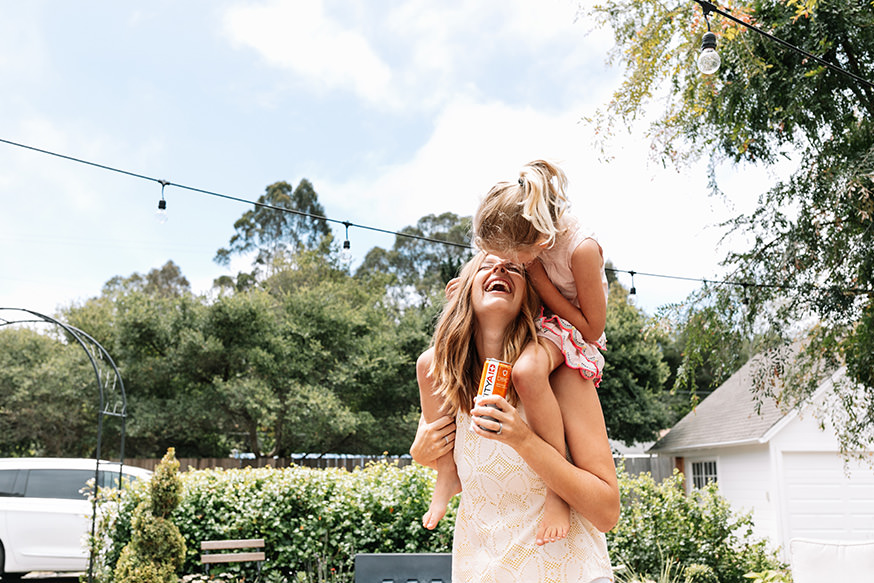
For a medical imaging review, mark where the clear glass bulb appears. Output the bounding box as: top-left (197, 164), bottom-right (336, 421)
top-left (340, 240), bottom-right (352, 264)
top-left (155, 199), bottom-right (168, 224)
top-left (697, 47), bottom-right (721, 74)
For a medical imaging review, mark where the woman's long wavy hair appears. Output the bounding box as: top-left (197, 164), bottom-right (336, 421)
top-left (428, 252), bottom-right (542, 416)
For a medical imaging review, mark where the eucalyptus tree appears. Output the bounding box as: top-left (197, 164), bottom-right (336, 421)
top-left (214, 179), bottom-right (332, 275)
top-left (356, 212), bottom-right (473, 300)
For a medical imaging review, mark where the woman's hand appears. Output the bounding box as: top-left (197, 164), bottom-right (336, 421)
top-left (410, 414), bottom-right (457, 469)
top-left (469, 394), bottom-right (534, 449)
top-left (470, 383), bottom-right (620, 532)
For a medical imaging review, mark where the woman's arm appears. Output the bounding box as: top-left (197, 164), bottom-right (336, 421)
top-left (527, 238), bottom-right (606, 343)
top-left (470, 369), bottom-right (619, 532)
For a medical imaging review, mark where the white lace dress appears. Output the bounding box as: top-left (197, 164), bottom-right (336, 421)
top-left (451, 410), bottom-right (613, 583)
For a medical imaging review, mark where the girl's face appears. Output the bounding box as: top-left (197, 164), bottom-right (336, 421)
top-left (485, 238), bottom-right (548, 267)
top-left (471, 254), bottom-right (527, 319)
top-left (507, 245), bottom-right (542, 266)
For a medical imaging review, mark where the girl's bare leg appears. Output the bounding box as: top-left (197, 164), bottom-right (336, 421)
top-left (417, 350), bottom-right (461, 529)
top-left (422, 451), bottom-right (461, 529)
top-left (512, 341), bottom-right (570, 545)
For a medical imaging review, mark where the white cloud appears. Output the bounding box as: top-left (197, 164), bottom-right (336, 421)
top-left (222, 0), bottom-right (612, 111)
top-left (314, 93), bottom-right (776, 314)
top-left (223, 0), bottom-right (394, 106)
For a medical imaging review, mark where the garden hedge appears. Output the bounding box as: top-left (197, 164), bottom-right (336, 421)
top-left (93, 462), bottom-right (782, 583)
top-left (93, 461), bottom-right (455, 582)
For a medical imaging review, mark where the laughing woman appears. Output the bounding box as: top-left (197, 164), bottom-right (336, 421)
top-left (414, 252), bottom-right (619, 583)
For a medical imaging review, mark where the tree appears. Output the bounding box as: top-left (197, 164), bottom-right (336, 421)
top-left (102, 261), bottom-right (191, 298)
top-left (214, 179), bottom-right (332, 271)
top-left (52, 246), bottom-right (432, 459)
top-left (0, 328), bottom-right (97, 456)
top-left (261, 250), bottom-right (432, 455)
top-left (588, 0), bottom-right (874, 451)
top-left (600, 283), bottom-right (672, 445)
top-left (357, 212), bottom-right (473, 299)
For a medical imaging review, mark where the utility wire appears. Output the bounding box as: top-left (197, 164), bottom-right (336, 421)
top-left (1, 136), bottom-right (870, 297)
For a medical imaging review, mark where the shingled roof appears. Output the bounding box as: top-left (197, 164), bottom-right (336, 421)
top-left (649, 357), bottom-right (789, 454)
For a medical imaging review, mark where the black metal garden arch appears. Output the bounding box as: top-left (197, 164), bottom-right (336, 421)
top-left (0, 307), bottom-right (127, 583)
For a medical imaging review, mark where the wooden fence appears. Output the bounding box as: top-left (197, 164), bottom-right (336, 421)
top-left (122, 453), bottom-right (670, 479)
top-left (123, 455), bottom-right (413, 473)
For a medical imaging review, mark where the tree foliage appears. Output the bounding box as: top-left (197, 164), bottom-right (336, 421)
top-left (600, 283), bottom-right (672, 445)
top-left (588, 0), bottom-right (874, 451)
top-left (0, 327), bottom-right (96, 456)
top-left (357, 212), bottom-right (473, 299)
top-left (2, 173), bottom-right (681, 457)
top-left (214, 179), bottom-right (332, 270)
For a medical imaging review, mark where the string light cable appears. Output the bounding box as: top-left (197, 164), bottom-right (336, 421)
top-left (692, 0), bottom-right (874, 90)
top-left (0, 137), bottom-right (468, 251)
top-left (1, 136), bottom-right (871, 299)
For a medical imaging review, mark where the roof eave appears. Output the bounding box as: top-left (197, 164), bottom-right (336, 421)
top-left (648, 436), bottom-right (766, 455)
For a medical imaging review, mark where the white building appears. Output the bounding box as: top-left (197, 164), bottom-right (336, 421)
top-left (649, 361), bottom-right (874, 559)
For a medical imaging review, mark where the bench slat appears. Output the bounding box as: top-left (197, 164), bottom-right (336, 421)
top-left (201, 552), bottom-right (266, 564)
top-left (200, 539), bottom-right (265, 551)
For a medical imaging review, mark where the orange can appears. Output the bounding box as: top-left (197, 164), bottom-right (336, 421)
top-left (476, 359), bottom-right (512, 432)
top-left (477, 358), bottom-right (512, 399)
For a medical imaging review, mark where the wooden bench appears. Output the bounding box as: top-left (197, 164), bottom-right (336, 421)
top-left (353, 553), bottom-right (451, 583)
top-left (200, 538), bottom-right (266, 577)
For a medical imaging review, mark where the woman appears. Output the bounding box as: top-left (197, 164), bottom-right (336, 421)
top-left (413, 252), bottom-right (619, 583)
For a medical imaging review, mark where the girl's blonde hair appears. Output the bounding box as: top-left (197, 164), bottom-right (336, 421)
top-left (427, 252), bottom-right (542, 416)
top-left (473, 159), bottom-right (570, 253)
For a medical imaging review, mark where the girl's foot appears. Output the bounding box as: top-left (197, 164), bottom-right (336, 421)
top-left (422, 471), bottom-right (461, 530)
top-left (536, 489), bottom-right (570, 545)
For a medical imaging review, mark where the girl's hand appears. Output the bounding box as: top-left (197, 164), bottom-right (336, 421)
top-left (410, 415), bottom-right (456, 468)
top-left (469, 395), bottom-right (533, 449)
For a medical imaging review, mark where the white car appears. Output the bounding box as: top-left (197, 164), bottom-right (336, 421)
top-left (0, 457), bottom-right (151, 580)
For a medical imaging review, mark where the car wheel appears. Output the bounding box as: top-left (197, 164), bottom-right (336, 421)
top-left (0, 544), bottom-right (21, 582)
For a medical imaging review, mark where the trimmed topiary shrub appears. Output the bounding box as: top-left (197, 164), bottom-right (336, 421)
top-left (114, 448), bottom-right (187, 583)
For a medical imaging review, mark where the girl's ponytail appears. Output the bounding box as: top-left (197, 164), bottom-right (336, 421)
top-left (518, 160), bottom-right (569, 248)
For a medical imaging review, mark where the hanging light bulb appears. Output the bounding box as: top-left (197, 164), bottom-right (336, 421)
top-left (155, 180), bottom-right (169, 224)
top-left (340, 222), bottom-right (352, 264)
top-left (155, 198), bottom-right (168, 224)
top-left (629, 270), bottom-right (637, 295)
top-left (697, 30), bottom-right (721, 74)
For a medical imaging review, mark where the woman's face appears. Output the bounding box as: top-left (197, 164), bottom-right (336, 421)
top-left (470, 254), bottom-right (527, 320)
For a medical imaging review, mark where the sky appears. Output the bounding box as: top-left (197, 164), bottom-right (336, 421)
top-left (0, 0), bottom-right (789, 320)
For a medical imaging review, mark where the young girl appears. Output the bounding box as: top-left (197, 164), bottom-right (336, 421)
top-left (420, 159), bottom-right (608, 547)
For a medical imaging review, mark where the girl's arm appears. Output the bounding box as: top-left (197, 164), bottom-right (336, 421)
top-left (470, 370), bottom-right (620, 532)
top-left (409, 414), bottom-right (456, 469)
top-left (527, 238), bottom-right (606, 343)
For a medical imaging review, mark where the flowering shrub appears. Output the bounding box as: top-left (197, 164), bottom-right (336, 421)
top-left (92, 460), bottom-right (455, 582)
top-left (608, 469), bottom-right (783, 583)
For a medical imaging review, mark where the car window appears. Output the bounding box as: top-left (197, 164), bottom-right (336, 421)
top-left (24, 469), bottom-right (95, 500)
top-left (98, 469), bottom-right (142, 489)
top-left (0, 469), bottom-right (25, 496)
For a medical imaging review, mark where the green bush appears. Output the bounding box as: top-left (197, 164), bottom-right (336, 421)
top-left (114, 449), bottom-right (187, 583)
top-left (93, 460), bottom-right (455, 582)
top-left (95, 462), bottom-right (785, 583)
top-left (608, 468), bottom-right (782, 583)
